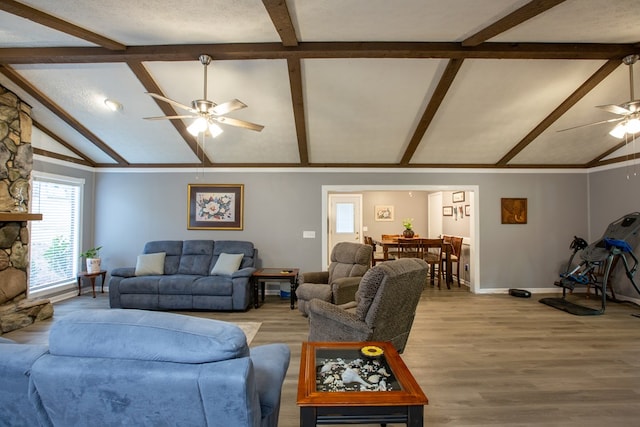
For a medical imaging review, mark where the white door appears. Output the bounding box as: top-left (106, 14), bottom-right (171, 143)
top-left (328, 194), bottom-right (362, 259)
top-left (428, 192), bottom-right (443, 238)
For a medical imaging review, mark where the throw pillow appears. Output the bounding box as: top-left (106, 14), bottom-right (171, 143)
top-left (211, 253), bottom-right (244, 275)
top-left (135, 252), bottom-right (166, 276)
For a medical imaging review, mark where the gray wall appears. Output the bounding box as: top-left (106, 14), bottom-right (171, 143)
top-left (587, 166), bottom-right (640, 297)
top-left (88, 168), bottom-right (588, 292)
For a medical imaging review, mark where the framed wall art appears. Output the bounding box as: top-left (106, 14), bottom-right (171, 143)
top-left (443, 206), bottom-right (453, 216)
top-left (374, 205), bottom-right (394, 221)
top-left (452, 191), bottom-right (465, 203)
top-left (187, 184), bottom-right (244, 230)
top-left (464, 205), bottom-right (471, 216)
top-left (501, 198), bottom-right (527, 224)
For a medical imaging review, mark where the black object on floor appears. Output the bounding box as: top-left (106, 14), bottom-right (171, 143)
top-left (509, 289), bottom-right (531, 298)
top-left (539, 297), bottom-right (602, 316)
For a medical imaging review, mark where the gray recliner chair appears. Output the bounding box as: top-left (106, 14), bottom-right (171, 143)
top-left (307, 258), bottom-right (428, 353)
top-left (295, 242), bottom-right (372, 316)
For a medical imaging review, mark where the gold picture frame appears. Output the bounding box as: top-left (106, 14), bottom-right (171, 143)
top-left (187, 184), bottom-right (244, 230)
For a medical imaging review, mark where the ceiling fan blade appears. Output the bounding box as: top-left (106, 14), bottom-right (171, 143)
top-left (210, 99), bottom-right (247, 115)
top-left (621, 100), bottom-right (640, 112)
top-left (144, 115), bottom-right (196, 120)
top-left (146, 92), bottom-right (195, 113)
top-left (596, 103), bottom-right (632, 115)
top-left (557, 117), bottom-right (623, 132)
top-left (214, 116), bottom-right (264, 132)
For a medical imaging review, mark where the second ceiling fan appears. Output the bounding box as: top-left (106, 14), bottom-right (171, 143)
top-left (559, 54), bottom-right (640, 138)
top-left (144, 54), bottom-right (264, 137)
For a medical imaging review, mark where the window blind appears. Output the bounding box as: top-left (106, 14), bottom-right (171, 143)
top-left (29, 175), bottom-right (83, 292)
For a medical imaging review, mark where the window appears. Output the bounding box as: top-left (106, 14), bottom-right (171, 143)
top-left (335, 202), bottom-right (355, 233)
top-left (29, 172), bottom-right (84, 295)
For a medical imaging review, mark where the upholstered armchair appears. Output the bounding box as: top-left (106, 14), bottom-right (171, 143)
top-left (307, 258), bottom-right (428, 353)
top-left (295, 241), bottom-right (372, 316)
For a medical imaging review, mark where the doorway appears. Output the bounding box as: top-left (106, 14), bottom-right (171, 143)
top-left (322, 185), bottom-right (479, 293)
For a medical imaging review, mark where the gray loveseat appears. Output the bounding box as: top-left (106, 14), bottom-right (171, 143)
top-left (109, 240), bottom-right (257, 311)
top-left (0, 309), bottom-right (290, 427)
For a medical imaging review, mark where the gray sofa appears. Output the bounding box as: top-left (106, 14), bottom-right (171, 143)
top-left (109, 240), bottom-right (257, 311)
top-left (0, 309), bottom-right (290, 427)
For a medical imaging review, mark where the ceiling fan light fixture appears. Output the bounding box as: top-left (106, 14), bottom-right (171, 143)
top-left (187, 117), bottom-right (208, 136)
top-left (626, 118), bottom-right (640, 134)
top-left (609, 122), bottom-right (627, 139)
top-left (208, 122), bottom-right (223, 138)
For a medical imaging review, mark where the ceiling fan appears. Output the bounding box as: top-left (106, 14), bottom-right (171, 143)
top-left (144, 54), bottom-right (264, 137)
top-left (559, 54), bottom-right (640, 138)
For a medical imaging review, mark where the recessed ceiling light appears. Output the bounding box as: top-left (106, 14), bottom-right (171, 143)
top-left (104, 98), bottom-right (123, 112)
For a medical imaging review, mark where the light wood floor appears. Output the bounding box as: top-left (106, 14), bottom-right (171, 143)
top-left (5, 286), bottom-right (640, 426)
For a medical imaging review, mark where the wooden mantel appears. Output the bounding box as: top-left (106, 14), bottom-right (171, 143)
top-left (0, 213), bottom-right (43, 221)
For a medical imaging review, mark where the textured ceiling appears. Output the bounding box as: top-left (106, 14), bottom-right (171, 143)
top-left (0, 0), bottom-right (639, 169)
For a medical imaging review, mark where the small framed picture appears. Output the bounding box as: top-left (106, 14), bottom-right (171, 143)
top-left (452, 191), bottom-right (465, 203)
top-left (464, 205), bottom-right (471, 216)
top-left (443, 206), bottom-right (453, 216)
top-left (501, 198), bottom-right (527, 224)
top-left (375, 205), bottom-right (394, 221)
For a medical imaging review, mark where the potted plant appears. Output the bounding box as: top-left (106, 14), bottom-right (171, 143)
top-left (402, 218), bottom-right (415, 238)
top-left (80, 246), bottom-right (102, 274)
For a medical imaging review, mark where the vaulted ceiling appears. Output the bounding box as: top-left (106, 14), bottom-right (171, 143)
top-left (1, 0), bottom-right (639, 169)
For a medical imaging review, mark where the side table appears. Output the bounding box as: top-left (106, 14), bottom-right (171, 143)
top-left (251, 268), bottom-right (299, 309)
top-left (77, 270), bottom-right (107, 298)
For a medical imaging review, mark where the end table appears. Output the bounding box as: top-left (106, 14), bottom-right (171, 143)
top-left (251, 268), bottom-right (299, 309)
top-left (77, 270), bottom-right (107, 298)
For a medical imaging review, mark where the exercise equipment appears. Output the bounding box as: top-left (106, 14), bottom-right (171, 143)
top-left (540, 212), bottom-right (640, 315)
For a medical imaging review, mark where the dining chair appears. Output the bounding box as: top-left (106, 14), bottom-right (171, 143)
top-left (381, 234), bottom-right (401, 258)
top-left (364, 236), bottom-right (386, 266)
top-left (396, 238), bottom-right (423, 259)
top-left (442, 236), bottom-right (463, 287)
top-left (421, 238), bottom-right (445, 288)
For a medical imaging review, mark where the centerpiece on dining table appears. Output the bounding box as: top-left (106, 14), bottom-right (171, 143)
top-left (402, 218), bottom-right (415, 238)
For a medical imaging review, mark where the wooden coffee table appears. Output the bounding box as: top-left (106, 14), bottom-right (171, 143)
top-left (297, 341), bottom-right (428, 426)
top-left (251, 268), bottom-right (299, 309)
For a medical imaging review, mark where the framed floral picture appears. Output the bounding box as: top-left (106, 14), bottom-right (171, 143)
top-left (187, 184), bottom-right (244, 230)
top-left (374, 205), bottom-right (394, 221)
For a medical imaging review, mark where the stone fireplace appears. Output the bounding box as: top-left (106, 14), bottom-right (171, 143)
top-left (0, 84), bottom-right (53, 335)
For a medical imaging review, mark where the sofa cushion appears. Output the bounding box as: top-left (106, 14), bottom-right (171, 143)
top-left (144, 240), bottom-right (183, 275)
top-left (192, 276), bottom-right (234, 296)
top-left (178, 240), bottom-right (214, 275)
top-left (135, 252), bottom-right (166, 276)
top-left (158, 274), bottom-right (199, 294)
top-left (211, 252), bottom-right (244, 275)
top-left (212, 241), bottom-right (255, 270)
top-left (49, 309), bottom-right (249, 363)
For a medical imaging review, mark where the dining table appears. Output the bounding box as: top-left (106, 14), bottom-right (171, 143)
top-left (373, 237), bottom-right (453, 287)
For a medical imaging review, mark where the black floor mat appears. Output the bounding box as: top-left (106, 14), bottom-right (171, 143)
top-left (539, 297), bottom-right (603, 316)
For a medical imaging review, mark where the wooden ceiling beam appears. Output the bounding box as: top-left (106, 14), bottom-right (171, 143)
top-left (0, 0), bottom-right (126, 51)
top-left (0, 64), bottom-right (128, 165)
top-left (462, 0), bottom-right (567, 47)
top-left (262, 0), bottom-right (299, 47)
top-left (1, 42), bottom-right (636, 64)
top-left (401, 59), bottom-right (464, 165)
top-left (32, 119), bottom-right (95, 165)
top-left (287, 58), bottom-right (309, 165)
top-left (497, 59), bottom-right (621, 166)
top-left (126, 62), bottom-right (213, 166)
